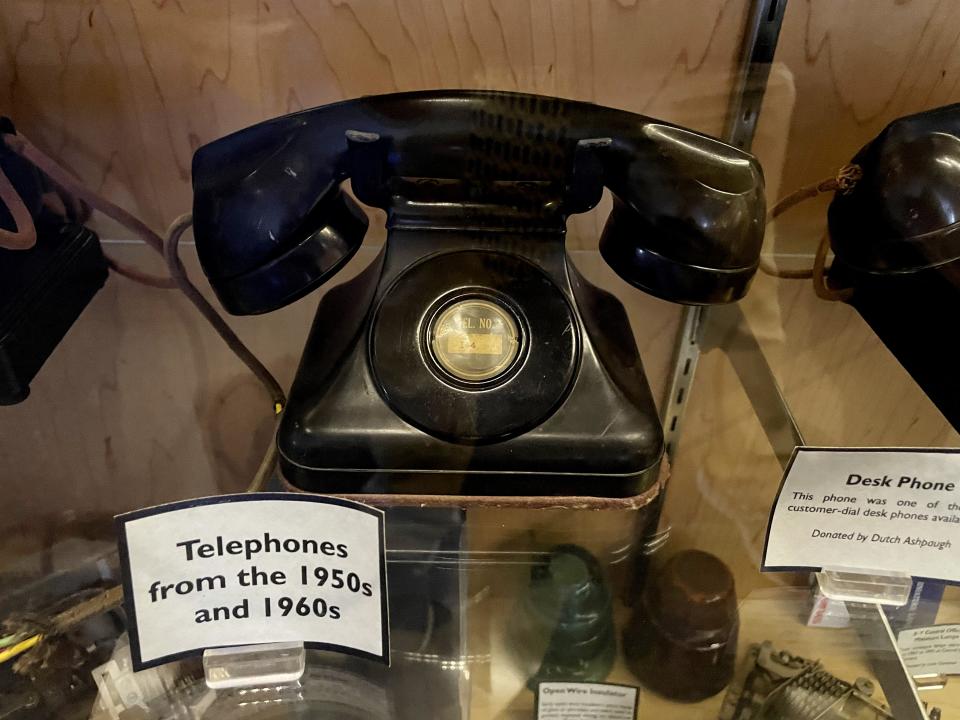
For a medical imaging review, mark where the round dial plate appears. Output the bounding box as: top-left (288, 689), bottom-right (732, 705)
top-left (370, 249), bottom-right (578, 443)
top-left (429, 298), bottom-right (521, 383)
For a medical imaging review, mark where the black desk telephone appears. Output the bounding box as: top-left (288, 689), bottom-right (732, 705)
top-left (192, 91), bottom-right (765, 497)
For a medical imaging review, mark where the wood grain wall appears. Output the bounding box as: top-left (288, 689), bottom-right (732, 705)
top-left (1, 1), bottom-right (958, 587)
top-left (0, 0), bottom-right (752, 246)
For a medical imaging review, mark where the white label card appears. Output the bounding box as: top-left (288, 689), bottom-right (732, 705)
top-left (898, 625), bottom-right (960, 676)
top-left (535, 682), bottom-right (638, 720)
top-left (763, 448), bottom-right (960, 581)
top-left (116, 493), bottom-right (388, 670)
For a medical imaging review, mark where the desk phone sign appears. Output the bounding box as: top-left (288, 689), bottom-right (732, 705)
top-left (115, 494), bottom-right (388, 670)
top-left (763, 448), bottom-right (960, 581)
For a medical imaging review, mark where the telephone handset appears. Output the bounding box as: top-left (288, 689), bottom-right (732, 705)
top-left (192, 91), bottom-right (765, 497)
top-left (827, 104), bottom-right (960, 429)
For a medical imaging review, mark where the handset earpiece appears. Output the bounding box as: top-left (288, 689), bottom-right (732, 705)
top-left (825, 104), bottom-right (960, 431)
top-left (192, 112), bottom-right (369, 316)
top-left (828, 103), bottom-right (960, 274)
top-left (597, 126), bottom-right (766, 304)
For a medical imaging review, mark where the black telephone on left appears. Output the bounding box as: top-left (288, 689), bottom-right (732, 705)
top-left (192, 91), bottom-right (765, 498)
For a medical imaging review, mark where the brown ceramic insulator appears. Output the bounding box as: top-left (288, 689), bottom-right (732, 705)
top-left (624, 549), bottom-right (738, 702)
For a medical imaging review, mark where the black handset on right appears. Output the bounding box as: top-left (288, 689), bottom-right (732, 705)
top-left (829, 104), bottom-right (960, 430)
top-left (191, 91), bottom-right (765, 497)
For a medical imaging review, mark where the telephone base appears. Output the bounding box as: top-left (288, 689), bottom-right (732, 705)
top-left (278, 233), bottom-right (664, 499)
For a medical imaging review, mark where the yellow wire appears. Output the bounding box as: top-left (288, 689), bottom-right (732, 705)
top-left (0, 633), bottom-right (43, 664)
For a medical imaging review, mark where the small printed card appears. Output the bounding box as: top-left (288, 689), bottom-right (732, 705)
top-left (763, 448), bottom-right (960, 581)
top-left (898, 625), bottom-right (960, 676)
top-left (535, 682), bottom-right (638, 720)
top-left (116, 493), bottom-right (388, 670)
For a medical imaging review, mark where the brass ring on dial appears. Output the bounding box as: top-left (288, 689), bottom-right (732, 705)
top-left (429, 299), bottom-right (521, 383)
top-left (369, 250), bottom-right (578, 442)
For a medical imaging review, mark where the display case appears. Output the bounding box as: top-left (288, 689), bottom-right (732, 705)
top-left (1, 1), bottom-right (959, 718)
